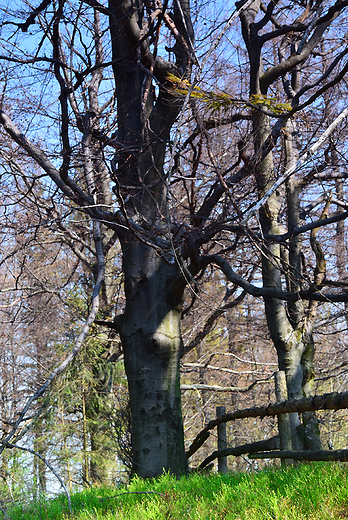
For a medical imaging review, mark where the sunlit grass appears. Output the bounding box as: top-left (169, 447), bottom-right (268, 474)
top-left (4, 462), bottom-right (348, 519)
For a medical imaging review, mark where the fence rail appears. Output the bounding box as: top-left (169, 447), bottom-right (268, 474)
top-left (186, 372), bottom-right (348, 469)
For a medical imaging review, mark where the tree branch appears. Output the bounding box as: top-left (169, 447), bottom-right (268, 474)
top-left (268, 210), bottom-right (348, 242)
top-left (202, 253), bottom-right (348, 302)
top-left (241, 108), bottom-right (348, 224)
top-left (0, 221), bottom-right (105, 456)
top-left (293, 47), bottom-right (348, 107)
top-left (259, 2), bottom-right (347, 93)
top-left (181, 379), bottom-right (271, 393)
top-left (0, 108), bottom-right (125, 229)
top-left (17, 0), bottom-right (52, 32)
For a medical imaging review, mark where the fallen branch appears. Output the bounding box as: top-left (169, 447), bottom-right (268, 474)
top-left (186, 432), bottom-right (210, 459)
top-left (199, 436), bottom-right (280, 469)
top-left (186, 390), bottom-right (348, 458)
top-left (248, 449), bottom-right (348, 462)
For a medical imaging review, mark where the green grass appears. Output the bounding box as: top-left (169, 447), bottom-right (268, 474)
top-left (4, 462), bottom-right (348, 519)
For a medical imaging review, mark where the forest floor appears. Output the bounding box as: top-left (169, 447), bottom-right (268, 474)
top-left (4, 461), bottom-right (348, 519)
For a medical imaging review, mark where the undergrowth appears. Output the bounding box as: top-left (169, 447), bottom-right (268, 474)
top-left (3, 462), bottom-right (348, 519)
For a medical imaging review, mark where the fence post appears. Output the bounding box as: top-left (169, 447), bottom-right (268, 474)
top-left (274, 371), bottom-right (292, 464)
top-left (216, 406), bottom-right (228, 473)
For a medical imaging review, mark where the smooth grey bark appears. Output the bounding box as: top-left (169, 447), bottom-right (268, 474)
top-left (259, 118), bottom-right (321, 452)
top-left (253, 109), bottom-right (308, 449)
top-left (283, 117), bottom-right (321, 451)
top-left (107, 0), bottom-right (193, 476)
top-left (274, 371), bottom-right (292, 456)
top-left (117, 239), bottom-right (187, 476)
top-left (240, 0), bottom-right (328, 451)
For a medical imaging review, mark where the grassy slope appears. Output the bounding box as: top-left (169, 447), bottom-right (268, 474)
top-left (5, 462), bottom-right (348, 519)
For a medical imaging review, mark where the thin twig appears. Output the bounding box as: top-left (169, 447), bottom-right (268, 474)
top-left (167, 0), bottom-right (254, 194)
top-left (1, 442), bottom-right (72, 515)
top-left (99, 491), bottom-right (166, 502)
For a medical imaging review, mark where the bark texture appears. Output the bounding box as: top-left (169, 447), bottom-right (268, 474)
top-left (107, 0), bottom-right (193, 476)
top-left (118, 240), bottom-right (187, 476)
top-left (240, 0), bottom-right (333, 451)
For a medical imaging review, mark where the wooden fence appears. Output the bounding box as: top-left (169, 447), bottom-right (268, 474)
top-left (187, 371), bottom-right (348, 471)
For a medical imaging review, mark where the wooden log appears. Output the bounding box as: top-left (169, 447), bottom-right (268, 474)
top-left (186, 390), bottom-right (348, 458)
top-left (186, 431), bottom-right (210, 459)
top-left (248, 450), bottom-right (348, 461)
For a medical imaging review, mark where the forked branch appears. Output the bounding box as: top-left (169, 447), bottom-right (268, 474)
top-left (241, 107), bottom-right (348, 224)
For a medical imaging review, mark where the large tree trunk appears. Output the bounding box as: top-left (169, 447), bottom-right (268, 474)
top-left (118, 238), bottom-right (187, 476)
top-left (108, 0), bottom-right (192, 476)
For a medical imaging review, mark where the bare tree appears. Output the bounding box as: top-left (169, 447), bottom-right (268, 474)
top-left (0, 0), bottom-right (348, 478)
